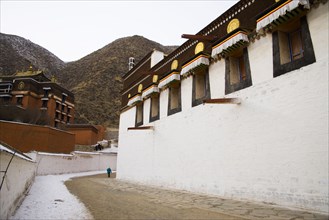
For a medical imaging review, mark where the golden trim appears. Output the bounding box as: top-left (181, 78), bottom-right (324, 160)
top-left (152, 75), bottom-right (158, 83)
top-left (128, 94), bottom-right (141, 101)
top-left (257, 0), bottom-right (292, 22)
top-left (227, 18), bottom-right (240, 34)
top-left (11, 91), bottom-right (29, 95)
top-left (142, 85), bottom-right (157, 93)
top-left (171, 60), bottom-right (179, 70)
top-left (18, 81), bottom-right (25, 90)
top-left (212, 31), bottom-right (248, 50)
top-left (159, 71), bottom-right (180, 83)
top-left (194, 42), bottom-right (205, 54)
top-left (182, 54), bottom-right (209, 69)
top-left (138, 84), bottom-right (143, 93)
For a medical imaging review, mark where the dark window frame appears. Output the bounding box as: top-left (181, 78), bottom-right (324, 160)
top-left (225, 47), bottom-right (252, 95)
top-left (149, 94), bottom-right (160, 122)
top-left (135, 103), bottom-right (144, 127)
top-left (272, 16), bottom-right (315, 77)
top-left (192, 67), bottom-right (211, 107)
top-left (168, 83), bottom-right (182, 116)
top-left (42, 100), bottom-right (48, 108)
top-left (16, 97), bottom-right (23, 106)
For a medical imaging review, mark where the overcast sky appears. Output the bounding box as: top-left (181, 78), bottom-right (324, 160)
top-left (1, 0), bottom-right (237, 62)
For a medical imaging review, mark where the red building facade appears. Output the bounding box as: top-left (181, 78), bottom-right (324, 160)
top-left (0, 66), bottom-right (74, 128)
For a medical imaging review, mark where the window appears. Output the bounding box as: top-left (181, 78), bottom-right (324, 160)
top-left (42, 100), bottom-right (48, 108)
top-left (16, 96), bottom-right (23, 106)
top-left (192, 68), bottom-right (211, 106)
top-left (61, 105), bottom-right (65, 112)
top-left (67, 107), bottom-right (71, 114)
top-left (62, 94), bottom-right (67, 103)
top-left (43, 90), bottom-right (49, 98)
top-left (273, 16), bottom-right (315, 77)
top-left (149, 94), bottom-right (160, 122)
top-left (135, 103), bottom-right (143, 127)
top-left (55, 112), bottom-right (59, 119)
top-left (1, 97), bottom-right (11, 104)
top-left (168, 83), bottom-right (181, 116)
top-left (225, 47), bottom-right (252, 94)
top-left (56, 102), bottom-right (60, 110)
top-left (54, 121), bottom-right (58, 128)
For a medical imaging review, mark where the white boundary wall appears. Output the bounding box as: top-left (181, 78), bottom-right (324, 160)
top-left (1, 145), bottom-right (117, 218)
top-left (27, 151), bottom-right (117, 176)
top-left (117, 5), bottom-right (328, 213)
top-left (0, 150), bottom-right (36, 219)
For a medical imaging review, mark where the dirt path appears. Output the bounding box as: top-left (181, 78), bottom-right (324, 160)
top-left (64, 174), bottom-right (242, 220)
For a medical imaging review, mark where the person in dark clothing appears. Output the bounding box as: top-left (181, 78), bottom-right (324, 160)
top-left (107, 167), bottom-right (112, 177)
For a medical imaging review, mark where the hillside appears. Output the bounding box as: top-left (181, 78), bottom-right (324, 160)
top-left (59, 35), bottom-right (177, 127)
top-left (0, 33), bottom-right (177, 127)
top-left (0, 33), bottom-right (65, 76)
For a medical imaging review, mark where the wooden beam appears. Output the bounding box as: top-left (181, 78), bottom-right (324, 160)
top-left (181, 34), bottom-right (216, 42)
top-left (203, 98), bottom-right (241, 105)
top-left (127, 126), bottom-right (154, 131)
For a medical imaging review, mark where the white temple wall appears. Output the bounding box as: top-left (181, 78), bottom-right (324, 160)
top-left (181, 76), bottom-right (193, 112)
top-left (248, 33), bottom-right (274, 85)
top-left (160, 89), bottom-right (169, 119)
top-left (117, 4), bottom-right (328, 213)
top-left (209, 60), bottom-right (225, 97)
top-left (0, 151), bottom-right (36, 219)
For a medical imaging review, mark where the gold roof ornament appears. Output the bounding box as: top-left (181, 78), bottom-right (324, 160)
top-left (171, 60), bottom-right (178, 70)
top-left (194, 42), bottom-right (205, 54)
top-left (152, 75), bottom-right (158, 83)
top-left (227, 18), bottom-right (240, 33)
top-left (51, 75), bottom-right (57, 83)
top-left (128, 93), bottom-right (131, 98)
top-left (138, 84), bottom-right (143, 93)
top-left (18, 81), bottom-right (25, 90)
top-left (15, 65), bottom-right (42, 76)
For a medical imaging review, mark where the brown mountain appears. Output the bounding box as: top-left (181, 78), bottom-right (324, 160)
top-left (59, 35), bottom-right (177, 127)
top-left (0, 33), bottom-right (65, 76)
top-left (0, 33), bottom-right (177, 127)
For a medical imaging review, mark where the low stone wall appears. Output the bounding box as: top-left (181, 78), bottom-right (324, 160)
top-left (28, 151), bottom-right (117, 176)
top-left (0, 149), bottom-right (36, 219)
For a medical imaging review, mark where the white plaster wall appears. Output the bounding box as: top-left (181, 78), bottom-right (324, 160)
top-left (181, 76), bottom-right (193, 112)
top-left (209, 60), bottom-right (225, 97)
top-left (117, 4), bottom-right (328, 213)
top-left (0, 151), bottom-right (36, 219)
top-left (151, 50), bottom-right (164, 68)
top-left (248, 34), bottom-right (274, 85)
top-left (34, 152), bottom-right (117, 175)
top-left (159, 88), bottom-right (169, 119)
top-left (143, 98), bottom-right (151, 125)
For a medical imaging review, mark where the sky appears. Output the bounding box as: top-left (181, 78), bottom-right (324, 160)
top-left (0, 0), bottom-right (237, 62)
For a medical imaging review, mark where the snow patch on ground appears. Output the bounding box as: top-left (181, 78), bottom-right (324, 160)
top-left (10, 171), bottom-right (105, 220)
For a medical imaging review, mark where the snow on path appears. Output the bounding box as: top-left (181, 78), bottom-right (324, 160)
top-left (10, 171), bottom-right (105, 220)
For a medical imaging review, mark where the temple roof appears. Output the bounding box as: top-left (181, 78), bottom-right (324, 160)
top-left (15, 66), bottom-right (44, 77)
top-left (0, 66), bottom-right (51, 83)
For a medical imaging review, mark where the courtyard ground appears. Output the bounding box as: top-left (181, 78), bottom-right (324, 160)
top-left (10, 171), bottom-right (103, 219)
top-left (65, 174), bottom-right (328, 220)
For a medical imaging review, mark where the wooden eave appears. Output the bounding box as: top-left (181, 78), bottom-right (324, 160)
top-left (255, 0), bottom-right (292, 21)
top-left (120, 0), bottom-right (283, 109)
